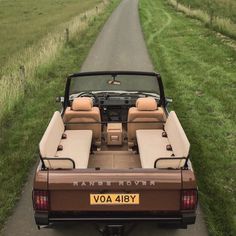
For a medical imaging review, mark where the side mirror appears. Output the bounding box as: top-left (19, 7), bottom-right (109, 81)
top-left (165, 97), bottom-right (173, 107)
top-left (56, 96), bottom-right (64, 103)
top-left (166, 97), bottom-right (173, 103)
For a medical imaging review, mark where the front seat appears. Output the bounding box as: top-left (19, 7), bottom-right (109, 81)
top-left (127, 97), bottom-right (165, 147)
top-left (63, 97), bottom-right (101, 147)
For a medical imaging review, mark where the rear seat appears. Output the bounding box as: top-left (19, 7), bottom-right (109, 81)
top-left (136, 111), bottom-right (190, 169)
top-left (39, 111), bottom-right (92, 169)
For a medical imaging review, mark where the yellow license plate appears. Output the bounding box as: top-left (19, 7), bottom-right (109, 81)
top-left (90, 193), bottom-right (139, 205)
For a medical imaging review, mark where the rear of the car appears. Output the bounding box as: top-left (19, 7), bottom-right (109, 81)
top-left (33, 168), bottom-right (198, 228)
top-left (33, 71), bottom-right (198, 235)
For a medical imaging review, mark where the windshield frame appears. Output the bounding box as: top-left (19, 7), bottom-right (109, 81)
top-left (64, 71), bottom-right (165, 109)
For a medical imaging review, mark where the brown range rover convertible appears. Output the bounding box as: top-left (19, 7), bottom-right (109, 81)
top-left (32, 71), bottom-right (198, 234)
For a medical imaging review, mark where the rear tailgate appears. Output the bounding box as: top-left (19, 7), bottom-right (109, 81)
top-left (47, 169), bottom-right (183, 212)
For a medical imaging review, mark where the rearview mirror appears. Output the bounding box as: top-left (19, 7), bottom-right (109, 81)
top-left (107, 79), bottom-right (121, 85)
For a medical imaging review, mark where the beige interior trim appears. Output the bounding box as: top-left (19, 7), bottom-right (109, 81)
top-left (127, 105), bottom-right (165, 146)
top-left (136, 111), bottom-right (190, 169)
top-left (63, 101), bottom-right (101, 146)
top-left (56, 130), bottom-right (92, 169)
top-left (39, 111), bottom-right (64, 158)
top-left (39, 111), bottom-right (93, 169)
top-left (165, 111), bottom-right (190, 157)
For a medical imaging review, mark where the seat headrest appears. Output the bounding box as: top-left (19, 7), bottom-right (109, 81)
top-left (72, 97), bottom-right (93, 111)
top-left (136, 97), bottom-right (157, 111)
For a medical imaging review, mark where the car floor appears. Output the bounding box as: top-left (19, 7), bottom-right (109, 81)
top-left (88, 151), bottom-right (141, 169)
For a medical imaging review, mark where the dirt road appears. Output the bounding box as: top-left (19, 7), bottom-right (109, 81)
top-left (3, 0), bottom-right (208, 235)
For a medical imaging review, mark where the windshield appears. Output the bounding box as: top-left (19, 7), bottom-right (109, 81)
top-left (69, 74), bottom-right (160, 95)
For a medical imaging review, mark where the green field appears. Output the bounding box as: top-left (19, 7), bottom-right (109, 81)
top-left (0, 0), bottom-right (120, 233)
top-left (177, 0), bottom-right (236, 23)
top-left (0, 0), bottom-right (101, 69)
top-left (0, 0), bottom-right (106, 128)
top-left (139, 0), bottom-right (236, 235)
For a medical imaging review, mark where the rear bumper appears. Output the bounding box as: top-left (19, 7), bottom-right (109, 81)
top-left (35, 211), bottom-right (196, 227)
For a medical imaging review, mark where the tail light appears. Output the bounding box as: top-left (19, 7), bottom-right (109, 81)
top-left (181, 190), bottom-right (198, 210)
top-left (33, 190), bottom-right (49, 211)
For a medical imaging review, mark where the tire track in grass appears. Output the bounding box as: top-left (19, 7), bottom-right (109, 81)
top-left (147, 8), bottom-right (172, 45)
top-left (143, 7), bottom-right (152, 27)
top-left (146, 6), bottom-right (222, 80)
top-left (141, 2), bottom-right (172, 71)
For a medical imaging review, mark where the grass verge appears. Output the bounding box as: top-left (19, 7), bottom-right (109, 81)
top-left (176, 0), bottom-right (236, 24)
top-left (168, 0), bottom-right (236, 40)
top-left (139, 0), bottom-right (236, 235)
top-left (0, 0), bottom-right (120, 233)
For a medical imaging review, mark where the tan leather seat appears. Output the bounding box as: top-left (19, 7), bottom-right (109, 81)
top-left (136, 111), bottom-right (190, 169)
top-left (39, 111), bottom-right (93, 169)
top-left (127, 97), bottom-right (165, 147)
top-left (63, 97), bottom-right (101, 147)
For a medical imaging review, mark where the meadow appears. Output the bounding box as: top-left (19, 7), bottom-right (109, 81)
top-left (0, 0), bottom-right (120, 232)
top-left (0, 0), bottom-right (101, 69)
top-left (140, 0), bottom-right (236, 235)
top-left (0, 0), bottom-right (105, 125)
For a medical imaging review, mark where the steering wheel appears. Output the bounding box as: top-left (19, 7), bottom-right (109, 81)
top-left (77, 92), bottom-right (99, 104)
